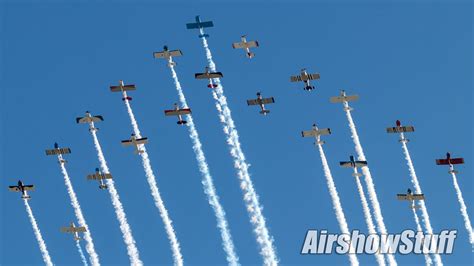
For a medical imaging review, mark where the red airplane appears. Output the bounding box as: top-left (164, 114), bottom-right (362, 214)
top-left (436, 152), bottom-right (464, 174)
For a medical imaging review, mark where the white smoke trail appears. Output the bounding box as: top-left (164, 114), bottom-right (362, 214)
top-left (58, 155), bottom-right (100, 266)
top-left (450, 172), bottom-right (474, 245)
top-left (165, 63), bottom-right (239, 265)
top-left (23, 199), bottom-right (53, 266)
top-left (317, 143), bottom-right (359, 266)
top-left (199, 30), bottom-right (278, 265)
top-left (354, 172), bottom-right (386, 266)
top-left (343, 102), bottom-right (397, 266)
top-left (90, 125), bottom-right (143, 266)
top-left (121, 93), bottom-right (183, 266)
top-left (76, 240), bottom-right (89, 266)
top-left (411, 204), bottom-right (433, 265)
top-left (400, 138), bottom-right (443, 265)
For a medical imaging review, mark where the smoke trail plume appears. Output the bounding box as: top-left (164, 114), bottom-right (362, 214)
top-left (199, 30), bottom-right (278, 265)
top-left (76, 240), bottom-right (89, 266)
top-left (165, 63), bottom-right (239, 265)
top-left (400, 138), bottom-right (443, 265)
top-left (343, 102), bottom-right (397, 265)
top-left (317, 143), bottom-right (359, 266)
top-left (58, 155), bottom-right (100, 266)
top-left (411, 204), bottom-right (433, 265)
top-left (450, 172), bottom-right (474, 245)
top-left (89, 125), bottom-right (143, 265)
top-left (23, 199), bottom-right (53, 266)
top-left (121, 93), bottom-right (183, 266)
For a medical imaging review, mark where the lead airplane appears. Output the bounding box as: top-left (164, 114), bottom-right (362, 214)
top-left (301, 124), bottom-right (331, 145)
top-left (76, 111), bottom-right (104, 132)
top-left (397, 188), bottom-right (425, 209)
top-left (232, 35), bottom-right (259, 58)
top-left (121, 133), bottom-right (148, 154)
top-left (340, 155), bottom-right (367, 177)
top-left (186, 16), bottom-right (214, 38)
top-left (330, 90), bottom-right (359, 111)
top-left (164, 103), bottom-right (192, 125)
top-left (290, 68), bottom-right (320, 91)
top-left (195, 67), bottom-right (223, 88)
top-left (110, 80), bottom-right (136, 101)
top-left (8, 180), bottom-right (34, 199)
top-left (61, 222), bottom-right (86, 241)
top-left (246, 92), bottom-right (274, 115)
top-left (386, 120), bottom-right (415, 143)
top-left (87, 167), bottom-right (112, 190)
top-left (153, 45), bottom-right (183, 66)
top-left (436, 152), bottom-right (464, 174)
top-left (45, 142), bottom-right (71, 163)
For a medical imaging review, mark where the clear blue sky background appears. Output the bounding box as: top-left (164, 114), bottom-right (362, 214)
top-left (1, 1), bottom-right (472, 265)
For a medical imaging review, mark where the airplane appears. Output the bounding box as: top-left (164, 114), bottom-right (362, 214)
top-left (76, 111), bottom-right (104, 132)
top-left (436, 152), bottom-right (464, 174)
top-left (186, 16), bottom-right (214, 38)
top-left (8, 180), bottom-right (34, 199)
top-left (153, 45), bottom-right (183, 66)
top-left (110, 80), bottom-right (136, 101)
top-left (397, 188), bottom-right (425, 209)
top-left (246, 92), bottom-right (275, 115)
top-left (340, 155), bottom-right (367, 177)
top-left (45, 142), bottom-right (71, 163)
top-left (195, 67), bottom-right (223, 88)
top-left (121, 133), bottom-right (148, 154)
top-left (86, 167), bottom-right (112, 190)
top-left (164, 103), bottom-right (192, 125)
top-left (290, 68), bottom-right (320, 91)
top-left (386, 120), bottom-right (415, 143)
top-left (301, 124), bottom-right (331, 145)
top-left (232, 35), bottom-right (259, 58)
top-left (60, 222), bottom-right (86, 241)
top-left (330, 90), bottom-right (359, 111)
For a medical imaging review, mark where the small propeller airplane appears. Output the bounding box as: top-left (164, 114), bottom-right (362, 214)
top-left (45, 142), bottom-right (71, 163)
top-left (232, 35), bottom-right (259, 58)
top-left (8, 180), bottom-right (34, 199)
top-left (340, 155), bottom-right (367, 177)
top-left (330, 90), bottom-right (359, 111)
top-left (76, 111), bottom-right (104, 132)
top-left (436, 152), bottom-right (465, 174)
top-left (61, 222), bottom-right (86, 241)
top-left (290, 68), bottom-right (320, 91)
top-left (386, 120), bottom-right (415, 143)
top-left (87, 167), bottom-right (112, 190)
top-left (110, 80), bottom-right (136, 101)
top-left (186, 16), bottom-right (214, 38)
top-left (153, 45), bottom-right (183, 66)
top-left (246, 92), bottom-right (274, 115)
top-left (164, 103), bottom-right (192, 125)
top-left (121, 133), bottom-right (148, 154)
top-left (301, 124), bottom-right (331, 145)
top-left (397, 188), bottom-right (425, 209)
top-left (195, 67), bottom-right (223, 88)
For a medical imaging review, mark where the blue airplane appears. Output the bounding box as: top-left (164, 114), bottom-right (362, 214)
top-left (186, 16), bottom-right (213, 38)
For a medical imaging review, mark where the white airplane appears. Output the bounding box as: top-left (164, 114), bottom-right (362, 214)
top-left (164, 103), bottom-right (192, 125)
top-left (195, 67), bottom-right (223, 88)
top-left (290, 68), bottom-right (320, 91)
top-left (386, 120), bottom-right (415, 143)
top-left (246, 92), bottom-right (274, 115)
top-left (76, 111), bottom-right (104, 132)
top-left (45, 142), bottom-right (71, 163)
top-left (340, 155), bottom-right (367, 177)
top-left (121, 133), bottom-right (148, 154)
top-left (397, 188), bottom-right (425, 209)
top-left (87, 167), bottom-right (112, 190)
top-left (232, 35), bottom-right (259, 58)
top-left (8, 180), bottom-right (34, 200)
top-left (330, 90), bottom-right (359, 111)
top-left (61, 222), bottom-right (86, 241)
top-left (110, 80), bottom-right (136, 101)
top-left (301, 124), bottom-right (331, 145)
top-left (153, 45), bottom-right (183, 66)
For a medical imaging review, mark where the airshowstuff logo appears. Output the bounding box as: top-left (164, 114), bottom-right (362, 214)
top-left (301, 229), bottom-right (457, 255)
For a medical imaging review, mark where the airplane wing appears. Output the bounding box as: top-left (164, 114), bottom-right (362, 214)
top-left (121, 140), bottom-right (134, 146)
top-left (246, 40), bottom-right (259, 48)
top-left (290, 75), bottom-right (302, 82)
top-left (23, 185), bottom-right (35, 191)
top-left (307, 73), bottom-right (320, 80)
top-left (232, 42), bottom-right (245, 49)
top-left (61, 226), bottom-right (73, 233)
top-left (354, 161), bottom-right (368, 167)
top-left (153, 51), bottom-right (167, 58)
top-left (164, 109), bottom-right (191, 116)
top-left (246, 99), bottom-right (259, 106)
top-left (301, 128), bottom-right (331, 138)
top-left (412, 194), bottom-right (425, 200)
top-left (8, 186), bottom-right (20, 192)
top-left (45, 147), bottom-right (71, 156)
top-left (261, 97), bottom-right (275, 104)
top-left (186, 21), bottom-right (213, 29)
top-left (110, 84), bottom-right (136, 92)
top-left (169, 50), bottom-right (183, 57)
top-left (330, 95), bottom-right (359, 103)
top-left (397, 194), bottom-right (408, 200)
top-left (436, 159), bottom-right (449, 165)
top-left (195, 72), bottom-right (223, 79)
top-left (87, 173), bottom-right (112, 180)
top-left (386, 126), bottom-right (415, 133)
top-left (339, 162), bottom-right (353, 168)
top-left (76, 116), bottom-right (104, 124)
top-left (301, 130), bottom-right (316, 138)
top-left (134, 137), bottom-right (148, 145)
top-left (436, 158), bottom-right (464, 165)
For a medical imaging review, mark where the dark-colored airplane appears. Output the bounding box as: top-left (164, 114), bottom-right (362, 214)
top-left (436, 152), bottom-right (465, 174)
top-left (186, 16), bottom-right (214, 38)
top-left (9, 180), bottom-right (35, 199)
top-left (340, 155), bottom-right (367, 177)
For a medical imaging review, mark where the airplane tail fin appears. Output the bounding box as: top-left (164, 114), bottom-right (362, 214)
top-left (168, 61), bottom-right (177, 67)
top-left (343, 106), bottom-right (354, 111)
top-left (99, 184), bottom-right (108, 190)
top-left (122, 96), bottom-right (132, 101)
top-left (259, 110), bottom-right (270, 115)
top-left (207, 84), bottom-right (218, 89)
top-left (177, 120), bottom-right (188, 125)
top-left (316, 140), bottom-right (325, 145)
top-left (247, 52), bottom-right (255, 58)
top-left (305, 85), bottom-right (315, 91)
top-left (22, 195), bottom-right (31, 200)
top-left (449, 169), bottom-right (459, 174)
top-left (199, 33), bottom-right (210, 38)
top-left (399, 138), bottom-right (409, 143)
top-left (352, 172), bottom-right (362, 177)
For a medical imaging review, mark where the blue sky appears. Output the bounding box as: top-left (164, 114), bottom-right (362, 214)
top-left (1, 1), bottom-right (472, 265)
